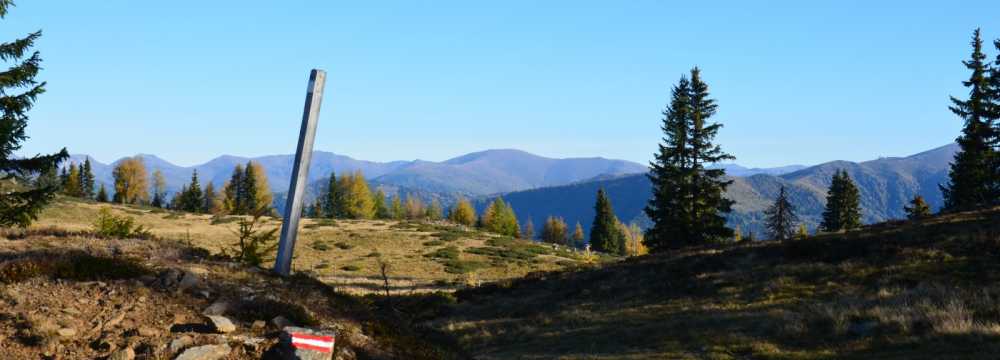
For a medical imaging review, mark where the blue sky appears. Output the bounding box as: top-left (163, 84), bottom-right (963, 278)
top-left (6, 1), bottom-right (999, 167)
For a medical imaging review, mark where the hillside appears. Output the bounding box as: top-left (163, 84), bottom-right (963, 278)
top-left (496, 143), bottom-right (958, 238)
top-left (67, 149), bottom-right (647, 198)
top-left (31, 199), bottom-right (588, 294)
top-left (419, 206), bottom-right (1000, 359)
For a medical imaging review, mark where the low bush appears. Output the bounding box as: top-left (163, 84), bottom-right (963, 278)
top-left (92, 207), bottom-right (153, 239)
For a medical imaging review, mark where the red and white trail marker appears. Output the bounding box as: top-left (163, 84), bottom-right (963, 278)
top-left (290, 332), bottom-right (335, 353)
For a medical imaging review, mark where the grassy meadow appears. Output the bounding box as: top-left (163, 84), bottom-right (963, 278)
top-left (30, 197), bottom-right (589, 295)
top-left (414, 206), bottom-right (1000, 359)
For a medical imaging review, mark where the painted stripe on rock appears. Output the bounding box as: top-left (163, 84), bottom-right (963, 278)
top-left (291, 333), bottom-right (334, 353)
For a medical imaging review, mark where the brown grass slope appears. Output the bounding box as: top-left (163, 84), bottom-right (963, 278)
top-left (421, 207), bottom-right (1000, 359)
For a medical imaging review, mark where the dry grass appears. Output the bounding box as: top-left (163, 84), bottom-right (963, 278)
top-left (417, 207), bottom-right (1000, 359)
top-left (28, 198), bottom-right (584, 295)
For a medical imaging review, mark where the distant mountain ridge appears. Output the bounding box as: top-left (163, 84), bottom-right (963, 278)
top-left (489, 143), bottom-right (960, 239)
top-left (66, 149), bottom-right (649, 198)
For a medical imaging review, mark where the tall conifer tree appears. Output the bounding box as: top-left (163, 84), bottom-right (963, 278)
top-left (590, 188), bottom-right (625, 254)
top-left (820, 170), bottom-right (862, 232)
top-left (941, 29), bottom-right (999, 211)
top-left (95, 183), bottom-right (109, 203)
top-left (80, 157), bottom-right (94, 199)
top-left (764, 186), bottom-right (798, 241)
top-left (0, 2), bottom-right (68, 226)
top-left (644, 68), bottom-right (734, 252)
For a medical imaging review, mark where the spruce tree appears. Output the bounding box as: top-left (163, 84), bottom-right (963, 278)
top-left (178, 170), bottom-right (203, 212)
top-left (95, 183), bottom-right (109, 202)
top-left (222, 164), bottom-right (243, 214)
top-left (323, 171), bottom-right (341, 218)
top-left (81, 157), bottom-right (94, 199)
top-left (2, 26), bottom-right (72, 213)
top-left (240, 163), bottom-right (258, 213)
top-left (34, 163), bottom-right (59, 190)
top-left (764, 186), bottom-right (798, 241)
top-left (372, 189), bottom-right (390, 219)
top-left (644, 68), bottom-right (734, 252)
top-left (590, 188), bottom-right (625, 254)
top-left (904, 195), bottom-right (932, 220)
top-left (820, 170), bottom-right (862, 232)
top-left (941, 29), bottom-right (999, 211)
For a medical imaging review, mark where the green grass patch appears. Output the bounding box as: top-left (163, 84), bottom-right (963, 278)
top-left (335, 242), bottom-right (356, 250)
top-left (341, 265), bottom-right (362, 272)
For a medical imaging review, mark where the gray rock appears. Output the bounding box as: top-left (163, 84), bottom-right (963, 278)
top-left (174, 344), bottom-right (231, 360)
top-left (108, 348), bottom-right (135, 360)
top-left (157, 268), bottom-right (200, 292)
top-left (252, 320), bottom-right (267, 330)
top-left (279, 326), bottom-right (337, 360)
top-left (271, 315), bottom-right (293, 329)
top-left (202, 301), bottom-right (230, 316)
top-left (206, 315), bottom-right (236, 333)
top-left (169, 335), bottom-right (194, 353)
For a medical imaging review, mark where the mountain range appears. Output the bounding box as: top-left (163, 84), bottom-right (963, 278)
top-left (485, 143), bottom-right (959, 239)
top-left (66, 149), bottom-right (650, 198)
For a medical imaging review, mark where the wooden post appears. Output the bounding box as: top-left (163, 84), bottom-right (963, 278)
top-left (275, 69), bottom-right (326, 276)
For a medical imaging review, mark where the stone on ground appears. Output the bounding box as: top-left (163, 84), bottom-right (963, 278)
top-left (174, 344), bottom-right (231, 360)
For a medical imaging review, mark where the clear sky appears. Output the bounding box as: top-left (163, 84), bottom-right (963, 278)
top-left (6, 1), bottom-right (1000, 167)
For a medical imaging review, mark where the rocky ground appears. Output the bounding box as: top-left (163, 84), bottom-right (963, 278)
top-left (0, 232), bottom-right (462, 359)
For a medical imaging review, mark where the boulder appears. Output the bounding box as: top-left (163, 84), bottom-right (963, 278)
top-left (276, 326), bottom-right (337, 360)
top-left (169, 335), bottom-right (194, 353)
top-left (108, 348), bottom-right (135, 360)
top-left (202, 301), bottom-right (230, 316)
top-left (174, 344), bottom-right (231, 360)
top-left (206, 315), bottom-right (236, 333)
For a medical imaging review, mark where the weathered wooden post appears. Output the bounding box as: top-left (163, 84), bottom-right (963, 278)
top-left (275, 69), bottom-right (326, 276)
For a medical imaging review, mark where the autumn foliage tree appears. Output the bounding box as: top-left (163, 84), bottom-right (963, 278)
top-left (112, 157), bottom-right (149, 205)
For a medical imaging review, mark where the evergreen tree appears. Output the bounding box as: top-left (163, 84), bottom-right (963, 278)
top-left (222, 164), bottom-right (244, 214)
top-left (0, 0), bottom-right (69, 227)
top-left (373, 189), bottom-right (390, 219)
top-left (177, 170), bottom-right (204, 212)
top-left (448, 198), bottom-right (476, 226)
top-left (80, 157), bottom-right (94, 199)
top-left (522, 218), bottom-right (535, 240)
top-left (571, 222), bottom-right (585, 249)
top-left (590, 189), bottom-right (625, 255)
top-left (820, 170), bottom-right (862, 232)
top-left (240, 163), bottom-right (258, 213)
top-left (59, 166), bottom-right (68, 187)
top-left (764, 186), bottom-right (798, 241)
top-left (95, 183), bottom-right (109, 203)
top-left (541, 216), bottom-right (568, 245)
top-left (904, 195), bottom-right (932, 220)
top-left (941, 29), bottom-right (999, 211)
top-left (34, 163), bottom-right (60, 190)
top-left (644, 68), bottom-right (734, 252)
top-left (323, 171), bottom-right (341, 218)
